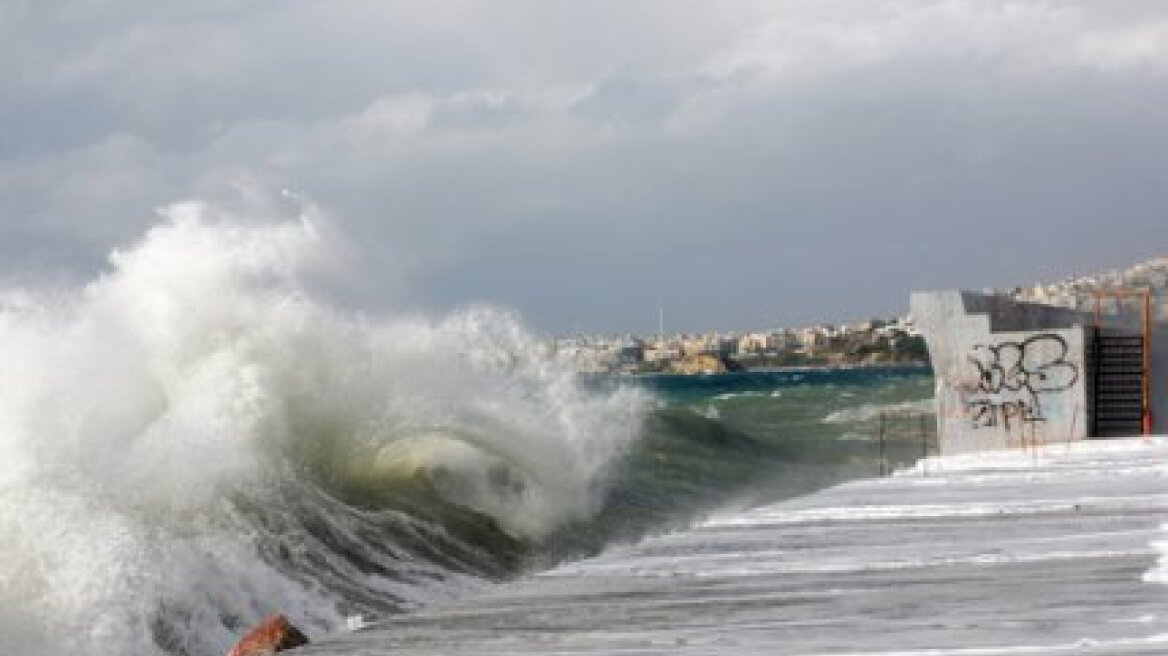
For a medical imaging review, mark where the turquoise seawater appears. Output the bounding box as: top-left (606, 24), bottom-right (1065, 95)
top-left (564, 365), bottom-right (938, 557)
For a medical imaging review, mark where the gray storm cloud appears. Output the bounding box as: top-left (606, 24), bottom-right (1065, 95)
top-left (2, 1), bottom-right (1166, 332)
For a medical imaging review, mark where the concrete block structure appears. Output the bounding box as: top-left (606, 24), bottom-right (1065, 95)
top-left (911, 290), bottom-right (1164, 455)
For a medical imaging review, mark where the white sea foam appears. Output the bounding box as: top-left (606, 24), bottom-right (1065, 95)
top-left (711, 390), bottom-right (778, 402)
top-left (1143, 528), bottom-right (1168, 584)
top-left (822, 398), bottom-right (935, 424)
top-left (0, 199), bottom-right (647, 656)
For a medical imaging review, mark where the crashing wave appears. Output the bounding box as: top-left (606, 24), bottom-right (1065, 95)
top-left (0, 200), bottom-right (647, 656)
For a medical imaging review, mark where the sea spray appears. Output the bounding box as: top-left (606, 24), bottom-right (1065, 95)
top-left (0, 200), bottom-right (648, 656)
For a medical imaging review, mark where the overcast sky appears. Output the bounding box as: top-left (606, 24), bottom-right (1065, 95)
top-left (2, 1), bottom-right (1167, 334)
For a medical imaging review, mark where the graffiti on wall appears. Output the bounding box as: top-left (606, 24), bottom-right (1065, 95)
top-left (963, 334), bottom-right (1079, 430)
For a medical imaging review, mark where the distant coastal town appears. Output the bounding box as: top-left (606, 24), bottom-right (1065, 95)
top-left (1005, 256), bottom-right (1168, 315)
top-left (552, 315), bottom-right (928, 375)
top-left (552, 256), bottom-right (1168, 376)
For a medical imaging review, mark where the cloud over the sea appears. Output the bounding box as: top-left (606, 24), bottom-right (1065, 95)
top-left (2, 1), bottom-right (1167, 331)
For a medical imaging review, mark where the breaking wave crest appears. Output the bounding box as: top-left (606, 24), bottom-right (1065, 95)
top-left (0, 201), bottom-right (648, 656)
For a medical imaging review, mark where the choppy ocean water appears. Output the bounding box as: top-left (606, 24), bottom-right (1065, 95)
top-left (0, 208), bottom-right (935, 656)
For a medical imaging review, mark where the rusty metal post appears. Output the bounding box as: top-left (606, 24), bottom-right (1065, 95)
top-left (1142, 289), bottom-right (1152, 436)
top-left (919, 412), bottom-right (929, 477)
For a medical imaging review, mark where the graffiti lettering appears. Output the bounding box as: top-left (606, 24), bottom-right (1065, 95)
top-left (964, 334), bottom-right (1079, 430)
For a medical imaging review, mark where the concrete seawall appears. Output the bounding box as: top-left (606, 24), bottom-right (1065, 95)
top-left (911, 290), bottom-right (1167, 456)
top-left (911, 291), bottom-right (1091, 455)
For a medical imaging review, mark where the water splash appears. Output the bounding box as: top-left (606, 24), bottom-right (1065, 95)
top-left (0, 200), bottom-right (647, 656)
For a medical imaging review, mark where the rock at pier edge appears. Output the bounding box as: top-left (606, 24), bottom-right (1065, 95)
top-left (225, 614), bottom-right (309, 656)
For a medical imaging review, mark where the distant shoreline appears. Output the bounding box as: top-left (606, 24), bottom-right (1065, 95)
top-left (585, 360), bottom-right (932, 379)
top-left (736, 359), bottom-right (931, 374)
top-left (561, 324), bottom-right (930, 376)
